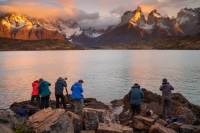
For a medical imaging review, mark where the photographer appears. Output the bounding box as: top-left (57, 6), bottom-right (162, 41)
top-left (55, 77), bottom-right (67, 109)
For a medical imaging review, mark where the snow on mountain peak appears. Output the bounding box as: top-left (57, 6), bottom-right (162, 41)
top-left (182, 9), bottom-right (197, 17)
top-left (176, 8), bottom-right (197, 25)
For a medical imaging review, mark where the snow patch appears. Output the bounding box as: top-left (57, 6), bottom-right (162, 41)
top-left (182, 9), bottom-right (197, 17)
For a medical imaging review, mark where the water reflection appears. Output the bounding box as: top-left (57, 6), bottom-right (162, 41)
top-left (0, 50), bottom-right (200, 109)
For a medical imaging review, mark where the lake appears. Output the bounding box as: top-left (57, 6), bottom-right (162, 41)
top-left (0, 50), bottom-right (200, 109)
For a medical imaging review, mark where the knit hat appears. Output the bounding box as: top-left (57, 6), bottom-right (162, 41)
top-left (162, 78), bottom-right (168, 84)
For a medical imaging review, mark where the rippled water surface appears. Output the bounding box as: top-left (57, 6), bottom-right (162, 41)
top-left (0, 50), bottom-right (200, 109)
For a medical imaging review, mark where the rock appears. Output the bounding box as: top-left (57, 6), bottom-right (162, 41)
top-left (155, 118), bottom-right (168, 126)
top-left (67, 111), bottom-right (84, 133)
top-left (149, 123), bottom-right (176, 133)
top-left (83, 108), bottom-right (101, 130)
top-left (0, 124), bottom-right (15, 133)
top-left (193, 125), bottom-right (200, 133)
top-left (82, 107), bottom-right (116, 130)
top-left (0, 109), bottom-right (18, 132)
top-left (174, 106), bottom-right (197, 124)
top-left (133, 115), bottom-right (159, 130)
top-left (97, 123), bottom-right (133, 133)
top-left (84, 100), bottom-right (109, 110)
top-left (4, 89), bottom-right (200, 133)
top-left (166, 122), bottom-right (183, 131)
top-left (167, 122), bottom-right (200, 133)
top-left (80, 130), bottom-right (95, 133)
top-left (180, 124), bottom-right (195, 133)
top-left (29, 108), bottom-right (74, 133)
top-left (117, 88), bottom-right (200, 127)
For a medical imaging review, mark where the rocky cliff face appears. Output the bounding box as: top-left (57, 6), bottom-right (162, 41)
top-left (176, 8), bottom-right (200, 35)
top-left (0, 13), bottom-right (82, 40)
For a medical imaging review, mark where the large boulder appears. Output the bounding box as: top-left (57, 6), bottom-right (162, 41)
top-left (149, 123), bottom-right (176, 133)
top-left (97, 123), bottom-right (133, 133)
top-left (174, 106), bottom-right (197, 124)
top-left (29, 108), bottom-right (74, 133)
top-left (0, 109), bottom-right (18, 133)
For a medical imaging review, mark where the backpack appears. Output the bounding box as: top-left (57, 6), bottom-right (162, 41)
top-left (16, 107), bottom-right (28, 116)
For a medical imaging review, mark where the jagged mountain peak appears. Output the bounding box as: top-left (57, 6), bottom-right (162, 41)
top-left (149, 9), bottom-right (162, 18)
top-left (119, 5), bottom-right (146, 27)
top-left (0, 12), bottom-right (82, 39)
top-left (176, 7), bottom-right (200, 35)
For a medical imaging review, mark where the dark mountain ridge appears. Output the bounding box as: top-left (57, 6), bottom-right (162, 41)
top-left (71, 7), bottom-right (200, 47)
top-left (0, 6), bottom-right (200, 49)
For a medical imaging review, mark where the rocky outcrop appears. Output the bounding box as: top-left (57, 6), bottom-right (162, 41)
top-left (1, 88), bottom-right (200, 133)
top-left (112, 88), bottom-right (200, 132)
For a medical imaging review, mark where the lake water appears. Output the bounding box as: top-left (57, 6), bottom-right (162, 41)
top-left (0, 50), bottom-right (200, 109)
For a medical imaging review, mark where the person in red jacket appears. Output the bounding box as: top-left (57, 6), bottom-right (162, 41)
top-left (30, 80), bottom-right (41, 108)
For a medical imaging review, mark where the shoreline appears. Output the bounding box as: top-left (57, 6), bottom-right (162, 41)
top-left (1, 88), bottom-right (200, 110)
top-left (1, 88), bottom-right (200, 132)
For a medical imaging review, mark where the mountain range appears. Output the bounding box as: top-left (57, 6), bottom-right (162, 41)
top-left (0, 6), bottom-right (200, 48)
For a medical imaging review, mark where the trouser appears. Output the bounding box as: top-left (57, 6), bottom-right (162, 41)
top-left (30, 95), bottom-right (40, 108)
top-left (41, 95), bottom-right (50, 109)
top-left (162, 99), bottom-right (172, 119)
top-left (131, 104), bottom-right (141, 117)
top-left (55, 94), bottom-right (67, 109)
top-left (74, 99), bottom-right (83, 114)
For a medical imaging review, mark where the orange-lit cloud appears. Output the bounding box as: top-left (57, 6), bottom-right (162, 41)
top-left (0, 0), bottom-right (75, 18)
top-left (157, 0), bottom-right (165, 3)
top-left (140, 5), bottom-right (157, 15)
top-left (0, 0), bottom-right (200, 28)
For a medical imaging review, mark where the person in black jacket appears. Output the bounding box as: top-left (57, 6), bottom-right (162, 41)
top-left (159, 78), bottom-right (174, 119)
top-left (55, 77), bottom-right (67, 109)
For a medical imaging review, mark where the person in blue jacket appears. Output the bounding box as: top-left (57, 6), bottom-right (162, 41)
top-left (38, 78), bottom-right (51, 109)
top-left (71, 79), bottom-right (84, 114)
top-left (128, 83), bottom-right (144, 117)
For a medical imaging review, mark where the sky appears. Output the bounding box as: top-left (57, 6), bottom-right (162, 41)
top-left (0, 0), bottom-right (199, 29)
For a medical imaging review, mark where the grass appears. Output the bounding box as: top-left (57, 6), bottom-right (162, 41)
top-left (101, 35), bottom-right (200, 50)
top-left (0, 38), bottom-right (84, 51)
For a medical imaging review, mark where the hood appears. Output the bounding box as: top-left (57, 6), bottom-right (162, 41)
top-left (131, 83), bottom-right (140, 89)
top-left (57, 77), bottom-right (63, 81)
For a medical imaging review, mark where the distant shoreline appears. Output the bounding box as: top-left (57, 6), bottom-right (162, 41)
top-left (0, 34), bottom-right (200, 50)
top-left (0, 38), bottom-right (84, 51)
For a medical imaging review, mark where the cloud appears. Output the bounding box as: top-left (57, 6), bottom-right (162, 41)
top-left (73, 9), bottom-right (100, 21)
top-left (0, 0), bottom-right (199, 28)
top-left (78, 15), bottom-right (120, 29)
top-left (0, 0), bottom-right (75, 18)
top-left (110, 6), bottom-right (128, 16)
top-left (73, 8), bottom-right (120, 29)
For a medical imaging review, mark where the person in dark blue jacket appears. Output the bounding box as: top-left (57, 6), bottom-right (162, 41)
top-left (55, 77), bottom-right (67, 109)
top-left (128, 83), bottom-right (144, 117)
top-left (71, 79), bottom-right (84, 114)
top-left (38, 78), bottom-right (51, 109)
